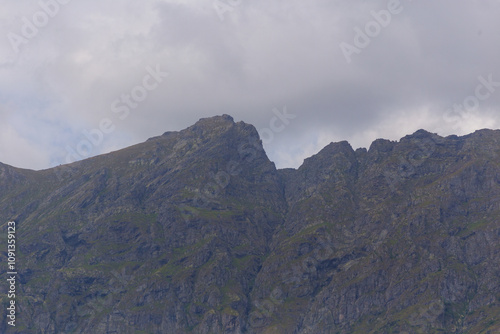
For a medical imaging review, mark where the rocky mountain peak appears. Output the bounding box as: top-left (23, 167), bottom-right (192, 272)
top-left (185, 114), bottom-right (237, 137)
top-left (297, 140), bottom-right (357, 181)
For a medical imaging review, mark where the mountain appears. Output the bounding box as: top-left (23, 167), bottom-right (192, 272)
top-left (1, 115), bottom-right (499, 333)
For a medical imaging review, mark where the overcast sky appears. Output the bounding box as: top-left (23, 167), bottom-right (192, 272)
top-left (1, 0), bottom-right (500, 170)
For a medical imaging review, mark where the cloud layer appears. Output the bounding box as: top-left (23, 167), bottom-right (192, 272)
top-left (1, 0), bottom-right (500, 170)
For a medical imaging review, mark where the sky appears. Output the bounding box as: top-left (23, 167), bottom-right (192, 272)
top-left (1, 0), bottom-right (500, 170)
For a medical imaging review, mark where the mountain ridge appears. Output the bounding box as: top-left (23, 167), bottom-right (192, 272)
top-left (0, 115), bottom-right (499, 333)
top-left (2, 114), bottom-right (498, 173)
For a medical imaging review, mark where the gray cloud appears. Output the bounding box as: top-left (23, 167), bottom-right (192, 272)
top-left (1, 0), bottom-right (500, 170)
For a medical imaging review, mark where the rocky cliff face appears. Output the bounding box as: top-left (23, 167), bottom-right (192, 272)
top-left (1, 115), bottom-right (499, 333)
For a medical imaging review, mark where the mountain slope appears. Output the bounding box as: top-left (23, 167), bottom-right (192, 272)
top-left (1, 115), bottom-right (500, 333)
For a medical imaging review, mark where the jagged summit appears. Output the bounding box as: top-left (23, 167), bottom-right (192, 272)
top-left (151, 114), bottom-right (255, 145)
top-left (192, 113), bottom-right (235, 126)
top-left (299, 140), bottom-right (354, 172)
top-left (151, 115), bottom-right (236, 140)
